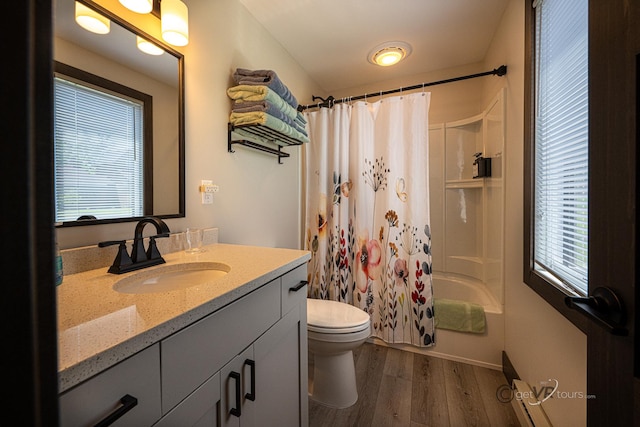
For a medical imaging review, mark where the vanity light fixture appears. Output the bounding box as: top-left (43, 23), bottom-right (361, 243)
top-left (368, 41), bottom-right (412, 67)
top-left (136, 36), bottom-right (164, 55)
top-left (75, 1), bottom-right (110, 34)
top-left (161, 0), bottom-right (189, 47)
top-left (119, 0), bottom-right (153, 14)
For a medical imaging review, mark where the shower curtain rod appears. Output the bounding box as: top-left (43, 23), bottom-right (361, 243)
top-left (297, 65), bottom-right (507, 111)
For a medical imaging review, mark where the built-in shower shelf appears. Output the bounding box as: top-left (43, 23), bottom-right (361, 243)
top-left (445, 179), bottom-right (484, 189)
top-left (447, 255), bottom-right (484, 264)
top-left (446, 255), bottom-right (485, 281)
top-left (445, 113), bottom-right (484, 129)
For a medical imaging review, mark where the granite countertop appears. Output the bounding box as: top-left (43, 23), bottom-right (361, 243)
top-left (57, 243), bottom-right (310, 393)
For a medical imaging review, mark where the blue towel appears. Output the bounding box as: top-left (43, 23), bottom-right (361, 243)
top-left (295, 111), bottom-right (307, 126)
top-left (229, 111), bottom-right (309, 144)
top-left (233, 68), bottom-right (298, 109)
top-left (227, 85), bottom-right (300, 120)
top-left (232, 101), bottom-right (308, 137)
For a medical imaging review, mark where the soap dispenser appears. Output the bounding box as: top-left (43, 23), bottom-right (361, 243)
top-left (472, 152), bottom-right (491, 179)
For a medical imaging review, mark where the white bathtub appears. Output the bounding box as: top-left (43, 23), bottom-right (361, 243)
top-left (371, 272), bottom-right (504, 370)
top-left (432, 272), bottom-right (502, 315)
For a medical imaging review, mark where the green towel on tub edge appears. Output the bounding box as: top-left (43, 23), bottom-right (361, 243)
top-left (434, 298), bottom-right (486, 333)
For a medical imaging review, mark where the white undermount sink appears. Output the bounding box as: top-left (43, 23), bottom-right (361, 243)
top-left (113, 262), bottom-right (231, 294)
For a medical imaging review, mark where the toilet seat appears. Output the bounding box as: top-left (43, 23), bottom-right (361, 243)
top-left (307, 299), bottom-right (370, 334)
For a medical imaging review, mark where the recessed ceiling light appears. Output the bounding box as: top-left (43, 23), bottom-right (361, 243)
top-left (368, 41), bottom-right (412, 67)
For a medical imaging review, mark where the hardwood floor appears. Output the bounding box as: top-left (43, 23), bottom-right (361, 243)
top-left (308, 342), bottom-right (520, 427)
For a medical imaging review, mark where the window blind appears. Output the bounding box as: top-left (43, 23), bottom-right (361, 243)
top-left (54, 76), bottom-right (144, 222)
top-left (533, 0), bottom-right (589, 295)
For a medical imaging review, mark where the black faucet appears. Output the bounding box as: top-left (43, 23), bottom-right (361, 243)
top-left (98, 216), bottom-right (170, 274)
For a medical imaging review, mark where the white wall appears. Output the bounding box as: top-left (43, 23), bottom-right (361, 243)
top-left (57, 0), bottom-right (322, 250)
top-left (483, 1), bottom-right (587, 426)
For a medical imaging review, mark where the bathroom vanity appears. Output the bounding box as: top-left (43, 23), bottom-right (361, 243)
top-left (57, 243), bottom-right (310, 426)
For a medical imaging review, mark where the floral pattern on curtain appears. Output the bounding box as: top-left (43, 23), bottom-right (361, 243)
top-left (304, 92), bottom-right (435, 347)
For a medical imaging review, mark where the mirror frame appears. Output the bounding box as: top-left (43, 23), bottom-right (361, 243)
top-left (55, 0), bottom-right (185, 227)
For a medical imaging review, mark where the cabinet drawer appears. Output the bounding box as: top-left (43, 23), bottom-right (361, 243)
top-left (161, 281), bottom-right (280, 412)
top-left (60, 344), bottom-right (161, 427)
top-left (281, 264), bottom-right (307, 316)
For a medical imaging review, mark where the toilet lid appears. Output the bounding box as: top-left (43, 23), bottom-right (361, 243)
top-left (307, 299), bottom-right (370, 333)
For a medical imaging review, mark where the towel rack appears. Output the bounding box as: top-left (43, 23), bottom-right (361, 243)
top-left (228, 123), bottom-right (304, 164)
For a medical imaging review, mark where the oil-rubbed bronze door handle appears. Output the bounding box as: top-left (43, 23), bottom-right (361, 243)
top-left (566, 286), bottom-right (628, 336)
top-left (289, 280), bottom-right (308, 292)
top-left (229, 371), bottom-right (242, 417)
top-left (244, 359), bottom-right (256, 401)
top-left (94, 394), bottom-right (138, 427)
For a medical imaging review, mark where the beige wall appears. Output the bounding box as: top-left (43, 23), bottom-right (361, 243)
top-left (484, 1), bottom-right (587, 426)
top-left (329, 61), bottom-right (487, 125)
top-left (57, 0), bottom-right (322, 249)
top-left (56, 1), bottom-right (588, 423)
top-left (328, 2), bottom-right (588, 425)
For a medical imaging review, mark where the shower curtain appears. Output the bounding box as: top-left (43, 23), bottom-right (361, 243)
top-left (304, 92), bottom-right (435, 347)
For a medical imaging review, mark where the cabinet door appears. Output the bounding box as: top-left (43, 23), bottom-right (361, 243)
top-left (254, 305), bottom-right (307, 427)
top-left (220, 346), bottom-right (255, 427)
top-left (162, 282), bottom-right (279, 412)
top-left (59, 344), bottom-right (161, 427)
top-left (154, 372), bottom-right (220, 427)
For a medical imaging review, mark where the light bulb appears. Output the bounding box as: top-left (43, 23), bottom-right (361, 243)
top-left (75, 1), bottom-right (110, 35)
top-left (375, 50), bottom-right (403, 66)
top-left (137, 36), bottom-right (164, 55)
top-left (161, 0), bottom-right (189, 47)
top-left (119, 0), bottom-right (153, 14)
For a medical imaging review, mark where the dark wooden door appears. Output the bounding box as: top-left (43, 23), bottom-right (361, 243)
top-left (587, 0), bottom-right (639, 425)
top-left (3, 0), bottom-right (59, 425)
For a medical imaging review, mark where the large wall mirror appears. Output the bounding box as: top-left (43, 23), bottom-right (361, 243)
top-left (53, 0), bottom-right (185, 226)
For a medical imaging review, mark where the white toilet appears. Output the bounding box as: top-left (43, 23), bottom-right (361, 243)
top-left (307, 298), bottom-right (371, 409)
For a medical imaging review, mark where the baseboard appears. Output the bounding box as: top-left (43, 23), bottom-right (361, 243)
top-left (502, 350), bottom-right (520, 385)
top-left (368, 337), bottom-right (502, 370)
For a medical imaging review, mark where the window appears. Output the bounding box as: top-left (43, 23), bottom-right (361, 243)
top-left (525, 0), bottom-right (589, 327)
top-left (53, 62), bottom-right (153, 223)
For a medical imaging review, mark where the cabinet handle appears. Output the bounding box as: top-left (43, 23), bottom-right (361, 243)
top-left (93, 394), bottom-right (138, 427)
top-left (229, 371), bottom-right (242, 417)
top-left (289, 280), bottom-right (308, 292)
top-left (244, 359), bottom-right (256, 401)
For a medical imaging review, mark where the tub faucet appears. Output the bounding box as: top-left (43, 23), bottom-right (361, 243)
top-left (98, 216), bottom-right (170, 274)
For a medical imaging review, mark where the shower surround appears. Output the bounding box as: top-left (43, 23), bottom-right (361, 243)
top-left (426, 88), bottom-right (506, 367)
